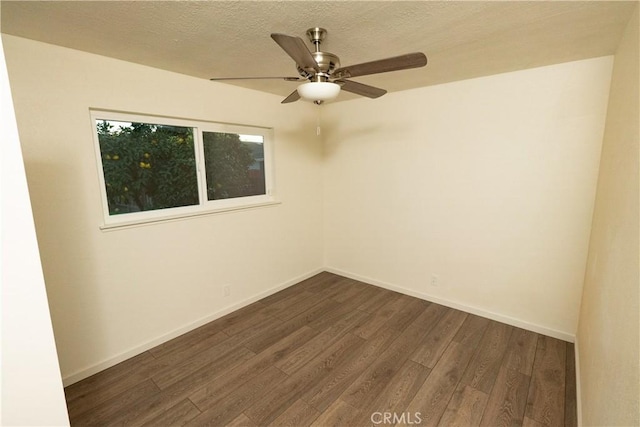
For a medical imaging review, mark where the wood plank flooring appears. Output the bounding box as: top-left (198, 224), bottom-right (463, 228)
top-left (64, 272), bottom-right (577, 426)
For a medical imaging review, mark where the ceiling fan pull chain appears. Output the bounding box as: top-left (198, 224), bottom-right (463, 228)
top-left (316, 104), bottom-right (322, 136)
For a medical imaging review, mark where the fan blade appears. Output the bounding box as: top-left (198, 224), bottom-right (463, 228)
top-left (210, 76), bottom-right (303, 81)
top-left (336, 80), bottom-right (387, 99)
top-left (332, 52), bottom-right (427, 79)
top-left (281, 90), bottom-right (301, 104)
top-left (271, 33), bottom-right (320, 72)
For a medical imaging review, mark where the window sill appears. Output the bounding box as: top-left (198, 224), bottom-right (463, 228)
top-left (99, 200), bottom-right (281, 231)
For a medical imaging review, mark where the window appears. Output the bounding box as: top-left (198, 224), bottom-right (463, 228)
top-left (92, 111), bottom-right (275, 228)
top-left (202, 131), bottom-right (266, 201)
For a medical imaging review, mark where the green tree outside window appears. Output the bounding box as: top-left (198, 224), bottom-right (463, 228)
top-left (97, 120), bottom-right (199, 214)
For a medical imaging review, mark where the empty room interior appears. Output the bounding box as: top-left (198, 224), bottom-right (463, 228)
top-left (1, 1), bottom-right (638, 426)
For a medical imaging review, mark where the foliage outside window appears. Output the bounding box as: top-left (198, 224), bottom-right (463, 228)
top-left (203, 131), bottom-right (265, 201)
top-left (98, 121), bottom-right (199, 214)
top-left (92, 111), bottom-right (274, 228)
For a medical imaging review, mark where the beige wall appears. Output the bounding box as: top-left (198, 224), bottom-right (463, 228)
top-left (1, 36), bottom-right (69, 425)
top-left (323, 57), bottom-right (613, 340)
top-left (3, 34), bottom-right (324, 384)
top-left (4, 24), bottom-right (635, 423)
top-left (577, 8), bottom-right (639, 426)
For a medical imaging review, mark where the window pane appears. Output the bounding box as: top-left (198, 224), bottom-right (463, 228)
top-left (97, 120), bottom-right (199, 215)
top-left (203, 131), bottom-right (266, 201)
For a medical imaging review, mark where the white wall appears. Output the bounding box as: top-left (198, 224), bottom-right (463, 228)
top-left (577, 7), bottom-right (639, 426)
top-left (2, 34), bottom-right (324, 384)
top-left (323, 57), bottom-right (613, 340)
top-left (0, 36), bottom-right (69, 425)
top-left (2, 29), bottom-right (626, 401)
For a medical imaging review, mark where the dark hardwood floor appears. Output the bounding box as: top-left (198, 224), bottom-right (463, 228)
top-left (64, 272), bottom-right (577, 426)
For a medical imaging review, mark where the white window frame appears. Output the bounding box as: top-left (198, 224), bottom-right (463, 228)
top-left (91, 110), bottom-right (276, 229)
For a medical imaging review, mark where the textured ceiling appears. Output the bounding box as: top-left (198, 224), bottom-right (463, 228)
top-left (1, 1), bottom-right (636, 102)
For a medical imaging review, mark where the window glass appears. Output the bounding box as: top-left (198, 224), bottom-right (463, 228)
top-left (203, 131), bottom-right (266, 201)
top-left (92, 112), bottom-right (275, 228)
top-left (97, 120), bottom-right (198, 215)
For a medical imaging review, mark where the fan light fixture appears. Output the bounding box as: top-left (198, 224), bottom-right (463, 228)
top-left (297, 82), bottom-right (341, 103)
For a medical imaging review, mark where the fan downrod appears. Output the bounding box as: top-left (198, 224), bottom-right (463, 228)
top-left (306, 27), bottom-right (327, 49)
top-left (296, 27), bottom-right (340, 79)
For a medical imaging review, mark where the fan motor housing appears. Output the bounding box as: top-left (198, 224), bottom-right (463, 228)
top-left (298, 51), bottom-right (340, 80)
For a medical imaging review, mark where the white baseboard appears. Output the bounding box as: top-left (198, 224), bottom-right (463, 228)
top-left (62, 267), bottom-right (324, 386)
top-left (574, 336), bottom-right (583, 426)
top-left (325, 267), bottom-right (576, 343)
top-left (63, 266), bottom-right (577, 387)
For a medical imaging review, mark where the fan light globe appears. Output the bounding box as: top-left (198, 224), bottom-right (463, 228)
top-left (297, 82), bottom-right (340, 102)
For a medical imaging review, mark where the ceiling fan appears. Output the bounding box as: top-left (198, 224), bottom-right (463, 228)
top-left (210, 27), bottom-right (428, 104)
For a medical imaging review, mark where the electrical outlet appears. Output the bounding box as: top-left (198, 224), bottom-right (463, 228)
top-left (223, 285), bottom-right (231, 297)
top-left (430, 274), bottom-right (439, 287)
